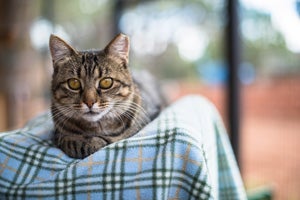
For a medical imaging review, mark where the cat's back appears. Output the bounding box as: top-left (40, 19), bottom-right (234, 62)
top-left (132, 70), bottom-right (166, 120)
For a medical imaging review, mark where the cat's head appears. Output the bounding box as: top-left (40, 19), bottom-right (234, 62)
top-left (49, 34), bottom-right (137, 122)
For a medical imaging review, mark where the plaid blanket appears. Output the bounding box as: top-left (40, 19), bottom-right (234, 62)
top-left (0, 95), bottom-right (246, 200)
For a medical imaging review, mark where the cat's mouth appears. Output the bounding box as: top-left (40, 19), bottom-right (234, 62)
top-left (85, 111), bottom-right (99, 115)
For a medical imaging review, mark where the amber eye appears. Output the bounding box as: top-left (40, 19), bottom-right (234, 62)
top-left (67, 78), bottom-right (81, 90)
top-left (99, 78), bottom-right (113, 89)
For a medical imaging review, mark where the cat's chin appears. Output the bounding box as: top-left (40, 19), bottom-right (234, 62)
top-left (82, 114), bottom-right (104, 122)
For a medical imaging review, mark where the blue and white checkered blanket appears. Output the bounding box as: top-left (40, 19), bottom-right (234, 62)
top-left (0, 95), bottom-right (246, 199)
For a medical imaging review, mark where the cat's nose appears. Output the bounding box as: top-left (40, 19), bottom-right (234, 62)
top-left (83, 89), bottom-right (97, 109)
top-left (85, 100), bottom-right (95, 108)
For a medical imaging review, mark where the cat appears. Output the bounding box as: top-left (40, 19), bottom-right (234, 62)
top-left (49, 33), bottom-right (165, 159)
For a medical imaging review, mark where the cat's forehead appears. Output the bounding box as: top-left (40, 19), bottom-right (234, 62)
top-left (80, 50), bottom-right (102, 55)
top-left (78, 50), bottom-right (116, 68)
top-left (70, 50), bottom-right (121, 77)
top-left (77, 50), bottom-right (110, 69)
top-left (79, 50), bottom-right (103, 61)
top-left (53, 49), bottom-right (126, 78)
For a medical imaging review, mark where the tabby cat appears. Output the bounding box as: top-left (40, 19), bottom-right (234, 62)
top-left (49, 33), bottom-right (165, 159)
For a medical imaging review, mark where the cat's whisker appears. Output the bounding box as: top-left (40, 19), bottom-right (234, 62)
top-left (109, 111), bottom-right (127, 132)
top-left (123, 113), bottom-right (147, 131)
top-left (115, 100), bottom-right (147, 113)
top-left (52, 104), bottom-right (77, 119)
top-left (115, 102), bottom-right (150, 122)
top-left (52, 107), bottom-right (76, 130)
top-left (112, 103), bottom-right (150, 131)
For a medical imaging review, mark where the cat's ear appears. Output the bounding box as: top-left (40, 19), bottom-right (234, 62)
top-left (49, 34), bottom-right (77, 63)
top-left (105, 33), bottom-right (130, 65)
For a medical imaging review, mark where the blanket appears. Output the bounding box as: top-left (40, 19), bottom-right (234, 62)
top-left (0, 95), bottom-right (246, 200)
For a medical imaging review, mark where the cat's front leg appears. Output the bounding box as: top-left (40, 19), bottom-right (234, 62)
top-left (56, 134), bottom-right (108, 159)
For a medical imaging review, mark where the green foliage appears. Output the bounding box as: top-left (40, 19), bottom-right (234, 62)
top-left (241, 8), bottom-right (300, 75)
top-left (41, 0), bottom-right (300, 80)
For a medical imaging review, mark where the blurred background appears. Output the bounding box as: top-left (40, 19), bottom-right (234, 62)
top-left (0, 0), bottom-right (299, 199)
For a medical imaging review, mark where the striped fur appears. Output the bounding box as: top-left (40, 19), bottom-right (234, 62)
top-left (49, 34), bottom-right (165, 158)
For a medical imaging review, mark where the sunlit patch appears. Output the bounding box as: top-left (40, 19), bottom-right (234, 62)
top-left (241, 0), bottom-right (300, 53)
top-left (119, 3), bottom-right (208, 59)
top-left (30, 18), bottom-right (70, 51)
top-left (175, 27), bottom-right (208, 62)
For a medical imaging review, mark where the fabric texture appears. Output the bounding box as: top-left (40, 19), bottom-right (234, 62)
top-left (0, 95), bottom-right (246, 200)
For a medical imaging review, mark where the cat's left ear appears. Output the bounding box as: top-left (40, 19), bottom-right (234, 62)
top-left (105, 33), bottom-right (130, 65)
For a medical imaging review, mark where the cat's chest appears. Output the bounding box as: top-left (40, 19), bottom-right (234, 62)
top-left (101, 119), bottom-right (125, 131)
top-left (81, 117), bottom-right (129, 136)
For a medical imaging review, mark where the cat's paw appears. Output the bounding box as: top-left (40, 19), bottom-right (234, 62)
top-left (84, 137), bottom-right (108, 156)
top-left (90, 137), bottom-right (107, 149)
top-left (58, 136), bottom-right (108, 159)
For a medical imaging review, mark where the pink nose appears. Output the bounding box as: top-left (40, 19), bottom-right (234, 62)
top-left (83, 89), bottom-right (97, 109)
top-left (85, 100), bottom-right (95, 108)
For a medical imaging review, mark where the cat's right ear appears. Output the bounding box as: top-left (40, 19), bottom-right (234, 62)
top-left (104, 33), bottom-right (130, 65)
top-left (49, 34), bottom-right (77, 64)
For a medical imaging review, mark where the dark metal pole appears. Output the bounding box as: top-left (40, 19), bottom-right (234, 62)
top-left (226, 0), bottom-right (241, 167)
top-left (112, 0), bottom-right (125, 35)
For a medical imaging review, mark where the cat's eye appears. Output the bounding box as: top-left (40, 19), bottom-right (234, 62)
top-left (67, 78), bottom-right (81, 90)
top-left (99, 78), bottom-right (113, 89)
